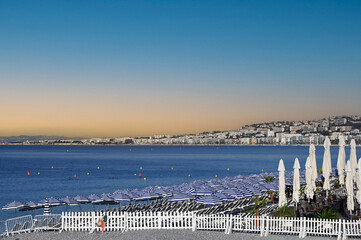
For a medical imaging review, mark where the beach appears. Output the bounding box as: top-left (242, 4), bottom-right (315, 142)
top-left (4, 230), bottom-right (333, 240)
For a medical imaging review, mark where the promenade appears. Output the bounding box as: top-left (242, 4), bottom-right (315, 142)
top-left (4, 230), bottom-right (331, 240)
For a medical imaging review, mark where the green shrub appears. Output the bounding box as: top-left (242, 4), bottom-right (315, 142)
top-left (264, 176), bottom-right (275, 183)
top-left (275, 205), bottom-right (295, 217)
top-left (245, 196), bottom-right (270, 216)
top-left (316, 208), bottom-right (339, 219)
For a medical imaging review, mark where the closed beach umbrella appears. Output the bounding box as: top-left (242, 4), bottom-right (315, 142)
top-left (292, 158), bottom-right (300, 206)
top-left (350, 139), bottom-right (358, 181)
top-left (309, 144), bottom-right (317, 189)
top-left (196, 195), bottom-right (223, 205)
top-left (356, 159), bottom-right (361, 205)
top-left (337, 136), bottom-right (346, 185)
top-left (322, 137), bottom-right (332, 195)
top-left (346, 160), bottom-right (354, 214)
top-left (305, 157), bottom-right (314, 201)
top-left (43, 198), bottom-right (51, 215)
top-left (2, 201), bottom-right (25, 210)
top-left (278, 159), bottom-right (287, 207)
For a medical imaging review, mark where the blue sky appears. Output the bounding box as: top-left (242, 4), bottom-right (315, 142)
top-left (1, 1), bottom-right (361, 137)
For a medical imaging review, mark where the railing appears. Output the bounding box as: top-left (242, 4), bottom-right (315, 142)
top-left (0, 220), bottom-right (6, 236)
top-left (61, 211), bottom-right (361, 239)
top-left (61, 211), bottom-right (194, 232)
top-left (34, 214), bottom-right (62, 231)
top-left (5, 215), bottom-right (33, 236)
top-left (3, 211), bottom-right (361, 239)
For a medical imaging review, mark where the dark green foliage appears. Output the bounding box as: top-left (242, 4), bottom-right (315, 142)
top-left (334, 179), bottom-right (341, 189)
top-left (264, 176), bottom-right (275, 183)
top-left (275, 205), bottom-right (295, 217)
top-left (316, 208), bottom-right (339, 219)
top-left (245, 196), bottom-right (270, 216)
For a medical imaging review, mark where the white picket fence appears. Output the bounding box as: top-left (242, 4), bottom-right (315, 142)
top-left (61, 211), bottom-right (361, 239)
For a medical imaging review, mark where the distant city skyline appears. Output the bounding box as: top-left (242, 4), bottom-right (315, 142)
top-left (1, 1), bottom-right (361, 137)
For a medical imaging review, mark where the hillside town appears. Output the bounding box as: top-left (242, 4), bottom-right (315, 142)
top-left (2, 115), bottom-right (361, 145)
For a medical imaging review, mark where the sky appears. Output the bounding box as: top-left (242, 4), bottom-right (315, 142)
top-left (1, 0), bottom-right (361, 137)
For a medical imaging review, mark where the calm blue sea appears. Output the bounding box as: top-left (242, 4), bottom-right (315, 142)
top-left (0, 145), bottom-right (360, 221)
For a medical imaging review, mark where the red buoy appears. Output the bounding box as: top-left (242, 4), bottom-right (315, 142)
top-left (139, 173), bottom-right (142, 178)
top-left (27, 171), bottom-right (30, 176)
top-left (74, 174), bottom-right (77, 178)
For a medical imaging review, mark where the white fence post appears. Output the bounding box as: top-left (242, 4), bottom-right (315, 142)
top-left (264, 216), bottom-right (269, 237)
top-left (228, 215), bottom-right (233, 234)
top-left (342, 219), bottom-right (347, 240)
top-left (124, 212), bottom-right (128, 232)
top-left (337, 218), bottom-right (342, 240)
top-left (61, 212), bottom-right (64, 232)
top-left (260, 216), bottom-right (265, 237)
top-left (192, 213), bottom-right (197, 232)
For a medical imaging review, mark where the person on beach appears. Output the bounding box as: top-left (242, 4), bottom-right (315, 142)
top-left (102, 214), bottom-right (108, 233)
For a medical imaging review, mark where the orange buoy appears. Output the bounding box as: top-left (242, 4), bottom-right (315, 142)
top-left (27, 171), bottom-right (30, 176)
top-left (74, 174), bottom-right (77, 178)
top-left (139, 173), bottom-right (142, 178)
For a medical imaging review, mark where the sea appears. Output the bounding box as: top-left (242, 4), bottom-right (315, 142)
top-left (0, 145), bottom-right (360, 222)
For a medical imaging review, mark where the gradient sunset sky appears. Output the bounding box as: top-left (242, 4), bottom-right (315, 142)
top-left (1, 1), bottom-right (361, 137)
